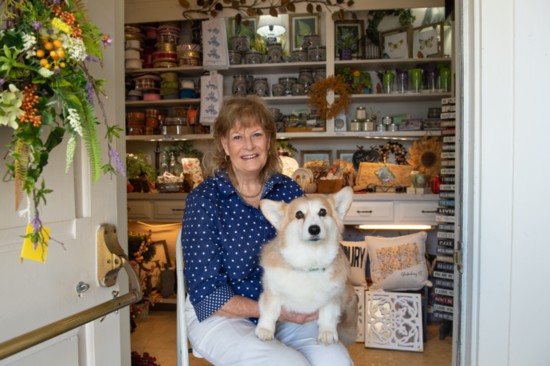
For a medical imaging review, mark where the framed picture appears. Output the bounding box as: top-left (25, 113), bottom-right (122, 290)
top-left (143, 240), bottom-right (172, 271)
top-left (337, 150), bottom-right (355, 164)
top-left (412, 22), bottom-right (444, 58)
top-left (301, 150), bottom-right (331, 165)
top-left (228, 17), bottom-right (257, 47)
top-left (334, 20), bottom-right (365, 59)
top-left (380, 26), bottom-right (411, 59)
top-left (289, 14), bottom-right (319, 50)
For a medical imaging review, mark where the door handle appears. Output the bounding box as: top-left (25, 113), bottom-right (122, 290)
top-left (97, 223), bottom-right (141, 295)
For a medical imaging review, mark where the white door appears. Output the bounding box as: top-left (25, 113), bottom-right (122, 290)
top-left (0, 0), bottom-right (128, 365)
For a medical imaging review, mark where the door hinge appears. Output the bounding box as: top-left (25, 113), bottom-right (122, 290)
top-left (454, 241), bottom-right (463, 273)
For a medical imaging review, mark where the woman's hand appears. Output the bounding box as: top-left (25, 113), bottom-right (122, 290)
top-left (278, 307), bottom-right (319, 324)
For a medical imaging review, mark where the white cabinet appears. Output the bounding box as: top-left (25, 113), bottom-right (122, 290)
top-left (395, 200), bottom-right (438, 224)
top-left (344, 194), bottom-right (438, 226)
top-left (346, 201), bottom-right (395, 223)
top-left (154, 200), bottom-right (185, 221)
top-left (128, 193), bottom-right (185, 222)
top-left (127, 200), bottom-right (154, 220)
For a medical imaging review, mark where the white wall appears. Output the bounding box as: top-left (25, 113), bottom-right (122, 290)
top-left (464, 0), bottom-right (550, 365)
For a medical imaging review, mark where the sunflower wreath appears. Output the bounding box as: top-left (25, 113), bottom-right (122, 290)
top-left (308, 75), bottom-right (351, 120)
top-left (375, 141), bottom-right (409, 165)
top-left (408, 136), bottom-right (442, 177)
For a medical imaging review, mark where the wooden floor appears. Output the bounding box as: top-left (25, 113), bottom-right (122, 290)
top-left (131, 310), bottom-right (452, 366)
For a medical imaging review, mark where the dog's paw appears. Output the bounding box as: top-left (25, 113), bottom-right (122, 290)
top-left (255, 327), bottom-right (275, 341)
top-left (318, 331), bottom-right (339, 345)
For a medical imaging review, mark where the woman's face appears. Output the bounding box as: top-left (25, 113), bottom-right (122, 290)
top-left (221, 122), bottom-right (270, 179)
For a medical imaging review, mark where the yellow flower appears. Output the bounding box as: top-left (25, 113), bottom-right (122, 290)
top-left (353, 70), bottom-right (360, 77)
top-left (51, 17), bottom-right (72, 34)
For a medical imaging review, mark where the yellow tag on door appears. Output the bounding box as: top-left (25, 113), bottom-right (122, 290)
top-left (20, 224), bottom-right (50, 263)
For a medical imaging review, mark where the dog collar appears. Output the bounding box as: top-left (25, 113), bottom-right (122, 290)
top-left (307, 267), bottom-right (325, 272)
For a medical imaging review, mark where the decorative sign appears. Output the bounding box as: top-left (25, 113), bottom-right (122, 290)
top-left (365, 291), bottom-right (424, 352)
top-left (202, 18), bottom-right (229, 70)
top-left (200, 73), bottom-right (224, 125)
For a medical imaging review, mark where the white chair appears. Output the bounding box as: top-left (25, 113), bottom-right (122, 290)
top-left (176, 229), bottom-right (190, 366)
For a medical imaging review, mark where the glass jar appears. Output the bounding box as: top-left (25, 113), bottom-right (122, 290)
top-left (355, 107), bottom-right (367, 121)
top-left (279, 77), bottom-right (297, 96)
top-left (307, 46), bottom-right (326, 62)
top-left (232, 75), bottom-right (248, 96)
top-left (298, 69), bottom-right (314, 88)
top-left (253, 77), bottom-right (269, 97)
top-left (267, 43), bottom-right (284, 63)
top-left (350, 119), bottom-right (361, 132)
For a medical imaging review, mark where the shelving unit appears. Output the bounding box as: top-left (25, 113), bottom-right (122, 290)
top-left (124, 3), bottom-right (453, 195)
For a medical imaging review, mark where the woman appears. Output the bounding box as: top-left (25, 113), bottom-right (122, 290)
top-left (182, 96), bottom-right (353, 365)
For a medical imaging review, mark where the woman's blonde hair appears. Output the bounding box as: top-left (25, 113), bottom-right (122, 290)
top-left (206, 95), bottom-right (281, 183)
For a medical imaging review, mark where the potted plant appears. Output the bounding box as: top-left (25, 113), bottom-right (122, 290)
top-left (126, 154), bottom-right (156, 193)
top-left (336, 28), bottom-right (358, 60)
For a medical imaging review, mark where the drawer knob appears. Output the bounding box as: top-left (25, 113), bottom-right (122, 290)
top-left (356, 210), bottom-right (373, 214)
top-left (171, 208), bottom-right (184, 212)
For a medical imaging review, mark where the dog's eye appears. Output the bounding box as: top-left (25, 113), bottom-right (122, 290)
top-left (295, 211), bottom-right (304, 219)
top-left (318, 208), bottom-right (327, 217)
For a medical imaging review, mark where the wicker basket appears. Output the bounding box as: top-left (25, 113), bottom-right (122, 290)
top-left (317, 179), bottom-right (345, 194)
top-left (354, 162), bottom-right (413, 191)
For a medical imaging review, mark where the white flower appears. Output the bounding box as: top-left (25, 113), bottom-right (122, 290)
top-left (65, 36), bottom-right (87, 62)
top-left (22, 33), bottom-right (37, 51)
top-left (38, 67), bottom-right (54, 78)
top-left (0, 84), bottom-right (24, 129)
top-left (67, 108), bottom-right (83, 136)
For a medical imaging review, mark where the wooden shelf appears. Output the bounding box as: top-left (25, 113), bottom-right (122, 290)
top-left (125, 130), bottom-right (441, 141)
top-left (125, 98), bottom-right (200, 108)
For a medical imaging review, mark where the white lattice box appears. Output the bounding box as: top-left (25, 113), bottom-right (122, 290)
top-left (364, 291), bottom-right (424, 352)
top-left (354, 286), bottom-right (366, 342)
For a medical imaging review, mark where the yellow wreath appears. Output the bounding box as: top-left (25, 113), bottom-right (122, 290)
top-left (308, 75), bottom-right (351, 120)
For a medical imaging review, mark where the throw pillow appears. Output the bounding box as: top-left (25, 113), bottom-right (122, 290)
top-left (340, 241), bottom-right (368, 287)
top-left (365, 231), bottom-right (432, 291)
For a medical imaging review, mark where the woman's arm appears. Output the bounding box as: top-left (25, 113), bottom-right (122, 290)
top-left (214, 295), bottom-right (318, 324)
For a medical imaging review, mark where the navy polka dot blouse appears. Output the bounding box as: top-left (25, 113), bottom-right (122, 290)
top-left (181, 170), bottom-right (303, 322)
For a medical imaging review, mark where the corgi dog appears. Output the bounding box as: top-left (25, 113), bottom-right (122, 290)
top-left (255, 186), bottom-right (358, 346)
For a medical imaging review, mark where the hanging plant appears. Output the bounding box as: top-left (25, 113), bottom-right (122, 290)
top-left (0, 0), bottom-right (122, 250)
top-left (366, 9), bottom-right (416, 46)
top-left (177, 0), bottom-right (355, 20)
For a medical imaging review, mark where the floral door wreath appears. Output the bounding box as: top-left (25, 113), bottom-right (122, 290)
top-left (308, 75), bottom-right (351, 120)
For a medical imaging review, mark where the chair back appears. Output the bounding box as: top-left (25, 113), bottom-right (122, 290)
top-left (176, 229), bottom-right (190, 366)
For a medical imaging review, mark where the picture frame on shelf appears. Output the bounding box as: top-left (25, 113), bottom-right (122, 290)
top-left (289, 14), bottom-right (319, 50)
top-left (301, 150), bottom-right (331, 166)
top-left (228, 17), bottom-right (257, 48)
top-left (337, 150), bottom-right (355, 164)
top-left (412, 22), bottom-right (444, 58)
top-left (380, 26), bottom-right (411, 59)
top-left (335, 20), bottom-right (365, 60)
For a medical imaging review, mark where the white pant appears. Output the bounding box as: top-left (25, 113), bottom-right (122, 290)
top-left (185, 297), bottom-right (354, 366)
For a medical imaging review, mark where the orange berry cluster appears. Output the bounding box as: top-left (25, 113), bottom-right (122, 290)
top-left (52, 5), bottom-right (82, 39)
top-left (37, 38), bottom-right (66, 71)
top-left (19, 85), bottom-right (42, 127)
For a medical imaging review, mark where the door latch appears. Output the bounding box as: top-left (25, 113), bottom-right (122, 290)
top-left (97, 223), bottom-right (137, 288)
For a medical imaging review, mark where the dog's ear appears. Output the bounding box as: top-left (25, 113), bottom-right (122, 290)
top-left (260, 199), bottom-right (287, 230)
top-left (331, 186), bottom-right (354, 221)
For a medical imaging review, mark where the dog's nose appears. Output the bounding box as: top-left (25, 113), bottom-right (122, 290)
top-left (308, 225), bottom-right (321, 236)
